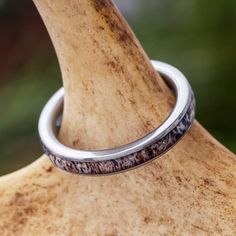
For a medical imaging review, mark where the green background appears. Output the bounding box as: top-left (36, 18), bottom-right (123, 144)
top-left (0, 0), bottom-right (235, 175)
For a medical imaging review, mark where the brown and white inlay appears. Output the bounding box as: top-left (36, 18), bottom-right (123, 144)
top-left (41, 93), bottom-right (195, 175)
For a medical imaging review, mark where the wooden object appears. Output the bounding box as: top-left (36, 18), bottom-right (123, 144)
top-left (0, 0), bottom-right (235, 235)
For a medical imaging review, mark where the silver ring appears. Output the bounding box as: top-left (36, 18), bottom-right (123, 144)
top-left (38, 60), bottom-right (196, 175)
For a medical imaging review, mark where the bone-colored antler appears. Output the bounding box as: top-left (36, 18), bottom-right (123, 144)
top-left (0, 0), bottom-right (235, 235)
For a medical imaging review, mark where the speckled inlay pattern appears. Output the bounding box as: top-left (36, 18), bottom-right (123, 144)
top-left (41, 93), bottom-right (195, 175)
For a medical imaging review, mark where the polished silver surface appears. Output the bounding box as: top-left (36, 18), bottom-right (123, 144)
top-left (39, 61), bottom-right (194, 165)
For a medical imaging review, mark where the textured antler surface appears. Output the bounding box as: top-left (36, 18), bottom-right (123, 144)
top-left (0, 0), bottom-right (235, 235)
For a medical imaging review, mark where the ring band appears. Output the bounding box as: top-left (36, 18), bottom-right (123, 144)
top-left (39, 60), bottom-right (196, 175)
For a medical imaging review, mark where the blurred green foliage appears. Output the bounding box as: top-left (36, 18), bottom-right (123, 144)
top-left (130, 0), bottom-right (236, 150)
top-left (0, 45), bottom-right (61, 174)
top-left (0, 0), bottom-right (235, 175)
